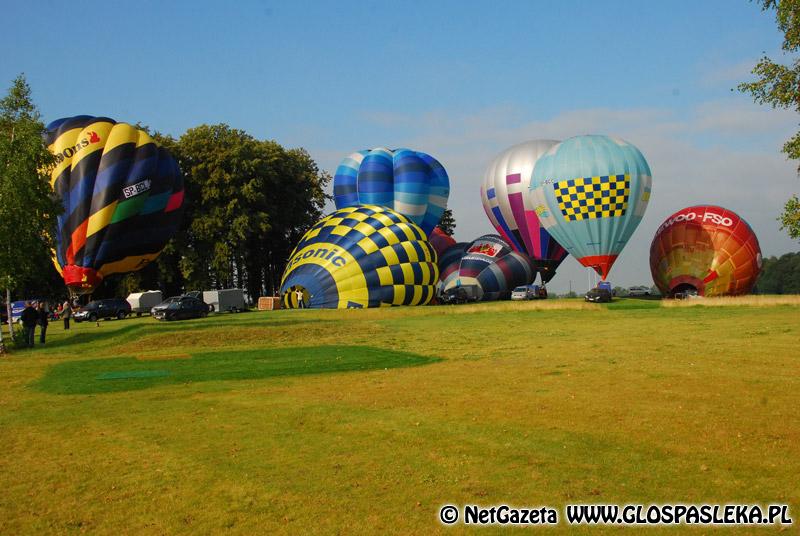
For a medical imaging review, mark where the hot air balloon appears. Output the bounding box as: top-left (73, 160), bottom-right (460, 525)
top-left (46, 115), bottom-right (184, 294)
top-left (280, 205), bottom-right (438, 308)
top-left (530, 135), bottom-right (652, 280)
top-left (439, 235), bottom-right (535, 301)
top-left (481, 140), bottom-right (568, 283)
top-left (650, 205), bottom-right (762, 297)
top-left (437, 241), bottom-right (469, 293)
top-left (429, 226), bottom-right (457, 258)
top-left (333, 147), bottom-right (449, 236)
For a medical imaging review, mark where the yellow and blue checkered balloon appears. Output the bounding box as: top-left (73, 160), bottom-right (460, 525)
top-left (280, 205), bottom-right (438, 308)
top-left (530, 135), bottom-right (652, 279)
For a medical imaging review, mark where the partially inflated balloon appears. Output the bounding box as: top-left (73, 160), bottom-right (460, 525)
top-left (440, 235), bottom-right (535, 301)
top-left (46, 116), bottom-right (184, 294)
top-left (280, 205), bottom-right (438, 308)
top-left (429, 226), bottom-right (457, 258)
top-left (530, 135), bottom-right (652, 279)
top-left (333, 147), bottom-right (449, 236)
top-left (437, 241), bottom-right (469, 294)
top-left (650, 205), bottom-right (761, 297)
top-left (481, 140), bottom-right (567, 282)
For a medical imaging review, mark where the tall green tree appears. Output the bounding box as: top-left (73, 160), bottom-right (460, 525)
top-left (437, 208), bottom-right (457, 236)
top-left (0, 75), bottom-right (61, 338)
top-left (169, 124), bottom-right (329, 300)
top-left (739, 0), bottom-right (800, 239)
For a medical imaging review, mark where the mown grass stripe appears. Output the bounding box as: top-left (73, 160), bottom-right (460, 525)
top-left (35, 345), bottom-right (440, 395)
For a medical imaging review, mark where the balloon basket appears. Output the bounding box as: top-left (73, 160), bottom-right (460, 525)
top-left (62, 265), bottom-right (103, 294)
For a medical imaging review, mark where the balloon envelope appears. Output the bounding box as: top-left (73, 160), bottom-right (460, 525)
top-left (481, 140), bottom-right (567, 282)
top-left (333, 147), bottom-right (449, 236)
top-left (530, 135), bottom-right (652, 279)
top-left (429, 226), bottom-right (457, 258)
top-left (650, 205), bottom-right (762, 297)
top-left (46, 115), bottom-right (184, 294)
top-left (439, 235), bottom-right (535, 301)
top-left (280, 205), bottom-right (438, 308)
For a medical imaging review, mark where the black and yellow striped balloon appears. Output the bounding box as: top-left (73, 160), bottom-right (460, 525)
top-left (280, 205), bottom-right (438, 308)
top-left (46, 115), bottom-right (184, 294)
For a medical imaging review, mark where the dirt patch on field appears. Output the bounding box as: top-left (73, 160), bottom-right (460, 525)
top-left (662, 295), bottom-right (800, 307)
top-left (112, 322), bottom-right (386, 355)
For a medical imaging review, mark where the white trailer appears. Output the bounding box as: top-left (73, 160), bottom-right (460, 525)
top-left (202, 289), bottom-right (246, 313)
top-left (126, 290), bottom-right (164, 316)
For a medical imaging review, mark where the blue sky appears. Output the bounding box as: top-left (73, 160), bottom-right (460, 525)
top-left (3, 0), bottom-right (798, 291)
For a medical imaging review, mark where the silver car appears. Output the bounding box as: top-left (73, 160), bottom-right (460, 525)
top-left (511, 286), bottom-right (530, 300)
top-left (628, 285), bottom-right (651, 296)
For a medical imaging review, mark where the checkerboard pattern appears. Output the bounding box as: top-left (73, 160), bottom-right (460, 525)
top-left (554, 174), bottom-right (630, 221)
top-left (280, 205), bottom-right (438, 308)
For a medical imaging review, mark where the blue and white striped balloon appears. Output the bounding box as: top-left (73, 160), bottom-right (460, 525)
top-left (333, 147), bottom-right (449, 236)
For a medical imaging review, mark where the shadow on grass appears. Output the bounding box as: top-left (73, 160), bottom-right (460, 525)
top-left (33, 345), bottom-right (441, 395)
top-left (38, 317), bottom-right (338, 351)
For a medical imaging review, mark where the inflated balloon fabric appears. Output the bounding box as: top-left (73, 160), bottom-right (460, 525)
top-left (333, 147), bottom-right (449, 236)
top-left (280, 205), bottom-right (438, 308)
top-left (481, 140), bottom-right (567, 282)
top-left (46, 115), bottom-right (184, 294)
top-left (439, 235), bottom-right (535, 301)
top-left (650, 205), bottom-right (761, 297)
top-left (530, 135), bottom-right (651, 279)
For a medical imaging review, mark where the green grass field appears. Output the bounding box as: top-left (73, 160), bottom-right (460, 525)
top-left (1, 298), bottom-right (798, 534)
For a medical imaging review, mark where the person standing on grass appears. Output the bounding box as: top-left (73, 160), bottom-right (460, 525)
top-left (61, 300), bottom-right (72, 330)
top-left (37, 301), bottom-right (49, 345)
top-left (294, 288), bottom-right (305, 309)
top-left (20, 301), bottom-right (38, 348)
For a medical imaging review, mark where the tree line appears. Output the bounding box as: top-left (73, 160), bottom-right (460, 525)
top-left (756, 252), bottom-right (800, 294)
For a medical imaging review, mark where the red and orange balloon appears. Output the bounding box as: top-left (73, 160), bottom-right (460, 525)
top-left (650, 205), bottom-right (762, 297)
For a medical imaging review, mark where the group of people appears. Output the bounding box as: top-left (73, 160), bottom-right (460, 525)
top-left (18, 300), bottom-right (75, 348)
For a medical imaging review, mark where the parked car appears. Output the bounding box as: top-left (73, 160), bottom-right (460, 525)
top-left (0, 302), bottom-right (20, 324)
top-left (9, 300), bottom-right (41, 323)
top-left (511, 286), bottom-right (530, 300)
top-left (585, 288), bottom-right (612, 303)
top-left (74, 298), bottom-right (132, 322)
top-left (152, 296), bottom-right (210, 321)
top-left (151, 296), bottom-right (182, 315)
top-left (510, 285), bottom-right (547, 300)
top-left (628, 285), bottom-right (651, 296)
top-left (441, 285), bottom-right (480, 304)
